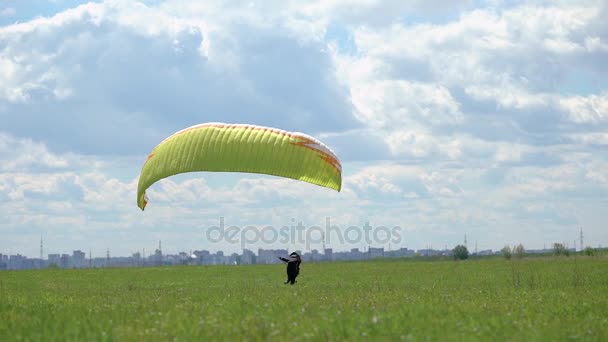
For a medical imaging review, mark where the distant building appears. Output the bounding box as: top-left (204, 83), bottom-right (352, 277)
top-left (369, 247), bottom-right (385, 258)
top-left (324, 248), bottom-right (333, 261)
top-left (48, 254), bottom-right (60, 266)
top-left (417, 249), bottom-right (441, 257)
top-left (350, 248), bottom-right (363, 260)
top-left (192, 250), bottom-right (210, 264)
top-left (8, 254), bottom-right (26, 270)
top-left (72, 250), bottom-right (86, 268)
top-left (178, 252), bottom-right (189, 264)
top-left (241, 249), bottom-right (255, 264)
top-left (215, 251), bottom-right (225, 264)
top-left (60, 254), bottom-right (70, 268)
top-left (154, 249), bottom-right (162, 266)
top-left (388, 248), bottom-right (415, 258)
top-left (132, 252), bottom-right (141, 266)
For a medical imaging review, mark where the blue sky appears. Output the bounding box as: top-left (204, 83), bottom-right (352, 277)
top-left (1, 0), bottom-right (607, 258)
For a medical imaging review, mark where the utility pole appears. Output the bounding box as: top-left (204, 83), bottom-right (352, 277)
top-left (464, 234), bottom-right (468, 249)
top-left (40, 237), bottom-right (43, 268)
top-left (580, 227), bottom-right (584, 251)
top-left (106, 248), bottom-right (110, 267)
top-left (89, 250), bottom-right (92, 268)
top-left (322, 232), bottom-right (326, 252)
top-left (158, 240), bottom-right (162, 266)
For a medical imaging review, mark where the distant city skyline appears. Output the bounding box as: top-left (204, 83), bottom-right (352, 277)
top-left (2, 241), bottom-right (588, 271)
top-left (1, 230), bottom-right (596, 262)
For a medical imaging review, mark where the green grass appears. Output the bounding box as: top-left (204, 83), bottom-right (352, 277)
top-left (1, 257), bottom-right (607, 341)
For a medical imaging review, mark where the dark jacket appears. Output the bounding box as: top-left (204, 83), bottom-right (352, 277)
top-left (279, 255), bottom-right (301, 284)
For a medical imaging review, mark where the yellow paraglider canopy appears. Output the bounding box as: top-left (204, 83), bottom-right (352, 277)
top-left (137, 123), bottom-right (342, 210)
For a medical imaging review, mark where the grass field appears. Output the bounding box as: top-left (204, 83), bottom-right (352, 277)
top-left (1, 257), bottom-right (607, 341)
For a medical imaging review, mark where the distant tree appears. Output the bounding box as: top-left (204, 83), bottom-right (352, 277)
top-left (553, 243), bottom-right (569, 257)
top-left (453, 245), bottom-right (469, 260)
top-left (583, 246), bottom-right (595, 256)
top-left (501, 245), bottom-right (512, 260)
top-left (513, 244), bottom-right (525, 259)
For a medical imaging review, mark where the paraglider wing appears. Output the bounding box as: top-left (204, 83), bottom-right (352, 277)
top-left (137, 123), bottom-right (342, 210)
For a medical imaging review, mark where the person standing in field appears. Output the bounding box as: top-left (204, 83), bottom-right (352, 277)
top-left (278, 252), bottom-right (301, 285)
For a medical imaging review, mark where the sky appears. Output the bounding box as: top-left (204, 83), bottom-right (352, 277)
top-left (1, 0), bottom-right (607, 258)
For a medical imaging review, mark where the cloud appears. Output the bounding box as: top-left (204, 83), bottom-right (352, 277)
top-left (559, 91), bottom-right (608, 124)
top-left (0, 1), bottom-right (359, 156)
top-left (345, 164), bottom-right (467, 201)
top-left (339, 2), bottom-right (607, 140)
top-left (350, 80), bottom-right (464, 128)
top-left (0, 133), bottom-right (70, 171)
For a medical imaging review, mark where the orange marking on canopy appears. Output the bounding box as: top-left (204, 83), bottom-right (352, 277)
top-left (291, 138), bottom-right (342, 175)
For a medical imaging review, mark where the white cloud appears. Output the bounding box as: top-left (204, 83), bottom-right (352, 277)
top-left (345, 164), bottom-right (467, 200)
top-left (569, 132), bottom-right (608, 146)
top-left (341, 2), bottom-right (606, 124)
top-left (0, 133), bottom-right (69, 171)
top-left (559, 92), bottom-right (608, 124)
top-left (584, 36), bottom-right (608, 52)
top-left (0, 0), bottom-right (357, 156)
top-left (0, 172), bottom-right (75, 200)
top-left (350, 80), bottom-right (463, 128)
top-left (584, 160), bottom-right (608, 187)
top-left (386, 130), bottom-right (438, 158)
